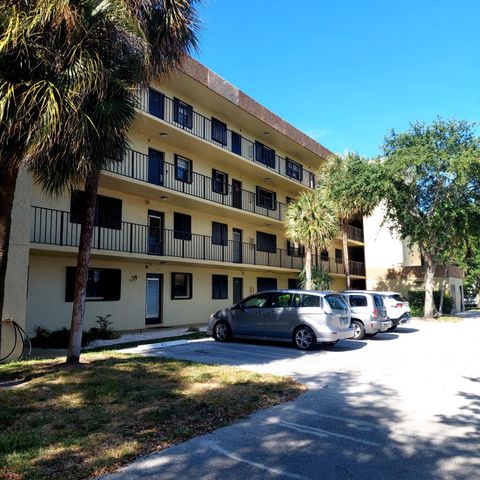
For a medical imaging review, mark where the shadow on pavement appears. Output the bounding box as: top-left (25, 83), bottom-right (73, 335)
top-left (395, 326), bottom-right (419, 333)
top-left (102, 370), bottom-right (477, 480)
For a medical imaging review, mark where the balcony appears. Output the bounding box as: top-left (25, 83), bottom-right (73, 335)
top-left (137, 89), bottom-right (317, 189)
top-left (344, 225), bottom-right (364, 243)
top-left (105, 148), bottom-right (287, 222)
top-left (30, 206), bottom-right (366, 276)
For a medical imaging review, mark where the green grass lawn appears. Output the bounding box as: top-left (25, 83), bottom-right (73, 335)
top-left (0, 352), bottom-right (304, 480)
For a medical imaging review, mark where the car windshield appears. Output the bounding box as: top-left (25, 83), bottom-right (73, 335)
top-left (325, 294), bottom-right (348, 310)
top-left (390, 294), bottom-right (406, 302)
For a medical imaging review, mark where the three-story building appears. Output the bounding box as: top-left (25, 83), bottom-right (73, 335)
top-left (3, 58), bottom-right (366, 351)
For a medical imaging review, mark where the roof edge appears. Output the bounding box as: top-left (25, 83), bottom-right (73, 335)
top-left (179, 57), bottom-right (334, 161)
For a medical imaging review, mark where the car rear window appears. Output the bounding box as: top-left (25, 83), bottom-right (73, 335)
top-left (373, 295), bottom-right (384, 307)
top-left (348, 295), bottom-right (368, 307)
top-left (390, 294), bottom-right (406, 302)
top-left (301, 294), bottom-right (322, 308)
top-left (325, 294), bottom-right (348, 310)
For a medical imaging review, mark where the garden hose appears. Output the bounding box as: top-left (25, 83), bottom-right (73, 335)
top-left (0, 320), bottom-right (31, 362)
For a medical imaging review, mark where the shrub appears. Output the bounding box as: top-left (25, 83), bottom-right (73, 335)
top-left (407, 290), bottom-right (453, 316)
top-left (298, 267), bottom-right (332, 290)
top-left (31, 316), bottom-right (119, 349)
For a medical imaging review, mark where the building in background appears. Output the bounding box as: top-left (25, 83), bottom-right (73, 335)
top-left (2, 57), bottom-right (367, 357)
top-left (364, 206), bottom-right (464, 312)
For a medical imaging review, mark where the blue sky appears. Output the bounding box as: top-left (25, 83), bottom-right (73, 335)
top-left (194, 0), bottom-right (480, 157)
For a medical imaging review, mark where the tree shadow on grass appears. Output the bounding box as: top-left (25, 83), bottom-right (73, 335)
top-left (0, 354), bottom-right (304, 480)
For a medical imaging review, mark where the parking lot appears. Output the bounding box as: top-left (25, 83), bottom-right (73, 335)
top-left (103, 316), bottom-right (480, 479)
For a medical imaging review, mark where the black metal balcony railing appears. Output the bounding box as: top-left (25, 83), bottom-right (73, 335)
top-left (30, 206), bottom-right (366, 276)
top-left (345, 225), bottom-right (364, 243)
top-left (105, 148), bottom-right (287, 222)
top-left (137, 89), bottom-right (317, 189)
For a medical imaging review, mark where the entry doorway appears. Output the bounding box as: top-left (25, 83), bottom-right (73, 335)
top-left (232, 179), bottom-right (242, 209)
top-left (233, 277), bottom-right (243, 305)
top-left (148, 210), bottom-right (164, 255)
top-left (233, 228), bottom-right (243, 263)
top-left (146, 273), bottom-right (163, 325)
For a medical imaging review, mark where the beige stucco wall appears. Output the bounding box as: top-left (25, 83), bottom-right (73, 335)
top-left (1, 171), bottom-right (32, 361)
top-left (26, 252), bottom-right (327, 333)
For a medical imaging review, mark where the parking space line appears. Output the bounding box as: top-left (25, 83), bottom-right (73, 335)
top-left (272, 419), bottom-right (381, 447)
top-left (203, 440), bottom-right (311, 480)
top-left (283, 407), bottom-right (382, 430)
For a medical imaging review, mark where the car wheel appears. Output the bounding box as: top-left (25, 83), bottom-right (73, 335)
top-left (351, 320), bottom-right (365, 340)
top-left (213, 320), bottom-right (231, 342)
top-left (293, 326), bottom-right (317, 350)
top-left (388, 325), bottom-right (397, 332)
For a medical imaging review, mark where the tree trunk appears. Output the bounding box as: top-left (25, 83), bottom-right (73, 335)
top-left (438, 265), bottom-right (449, 314)
top-left (423, 254), bottom-right (436, 320)
top-left (66, 170), bottom-right (100, 363)
top-left (342, 225), bottom-right (351, 289)
top-left (0, 167), bottom-right (19, 353)
top-left (305, 248), bottom-right (313, 290)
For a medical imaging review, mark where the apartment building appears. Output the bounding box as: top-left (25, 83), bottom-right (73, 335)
top-left (364, 206), bottom-right (465, 312)
top-left (2, 58), bottom-right (367, 356)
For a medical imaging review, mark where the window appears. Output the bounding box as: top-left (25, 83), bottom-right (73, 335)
top-left (373, 295), bottom-right (384, 308)
top-left (391, 294), bottom-right (406, 303)
top-left (286, 196), bottom-right (295, 204)
top-left (231, 131), bottom-right (242, 155)
top-left (70, 191), bottom-right (122, 230)
top-left (212, 222), bottom-right (228, 246)
top-left (175, 155), bottom-right (192, 183)
top-left (320, 249), bottom-right (329, 261)
top-left (174, 212), bottom-right (192, 240)
top-left (256, 186), bottom-right (276, 210)
top-left (286, 158), bottom-right (303, 181)
top-left (335, 249), bottom-right (343, 263)
top-left (257, 277), bottom-right (277, 292)
top-left (243, 293), bottom-right (271, 308)
top-left (211, 117), bottom-right (227, 146)
top-left (212, 169), bottom-right (228, 195)
top-left (288, 278), bottom-right (300, 290)
top-left (255, 141), bottom-right (276, 168)
top-left (65, 267), bottom-right (121, 302)
top-left (302, 294), bottom-right (321, 308)
top-left (326, 294), bottom-right (348, 310)
top-left (287, 240), bottom-right (304, 257)
top-left (271, 292), bottom-right (292, 308)
top-left (171, 272), bottom-right (192, 299)
top-left (309, 172), bottom-right (316, 189)
top-left (173, 97), bottom-right (193, 128)
top-left (348, 295), bottom-right (368, 307)
top-left (212, 275), bottom-right (228, 299)
top-left (149, 88), bottom-right (164, 119)
top-left (256, 232), bottom-right (277, 253)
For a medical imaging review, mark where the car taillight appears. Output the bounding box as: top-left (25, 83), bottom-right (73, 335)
top-left (373, 308), bottom-right (378, 318)
top-left (395, 303), bottom-right (403, 308)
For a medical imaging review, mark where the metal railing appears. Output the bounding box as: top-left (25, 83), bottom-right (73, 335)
top-left (30, 206), bottom-right (366, 276)
top-left (105, 148), bottom-right (287, 221)
top-left (344, 225), bottom-right (364, 243)
top-left (137, 88), bottom-right (317, 189)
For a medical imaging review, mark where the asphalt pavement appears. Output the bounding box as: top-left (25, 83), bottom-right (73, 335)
top-left (100, 316), bottom-right (480, 480)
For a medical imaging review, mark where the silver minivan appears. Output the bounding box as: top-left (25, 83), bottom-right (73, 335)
top-left (341, 291), bottom-right (392, 339)
top-left (207, 290), bottom-right (354, 350)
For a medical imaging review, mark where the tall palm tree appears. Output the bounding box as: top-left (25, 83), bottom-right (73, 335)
top-left (0, 0), bottom-right (200, 362)
top-left (0, 0), bottom-right (113, 349)
top-left (322, 153), bottom-right (379, 289)
top-left (285, 189), bottom-right (339, 290)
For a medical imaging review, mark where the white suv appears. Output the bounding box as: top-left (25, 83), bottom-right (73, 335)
top-left (375, 292), bottom-right (411, 331)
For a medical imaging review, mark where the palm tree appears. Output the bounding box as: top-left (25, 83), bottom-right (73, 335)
top-left (285, 189), bottom-right (339, 290)
top-left (0, 0), bottom-right (112, 349)
top-left (322, 153), bottom-right (379, 289)
top-left (0, 0), bottom-right (200, 362)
